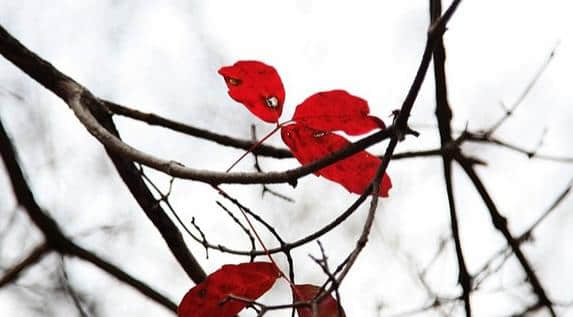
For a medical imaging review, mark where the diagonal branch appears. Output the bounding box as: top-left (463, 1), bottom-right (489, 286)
top-left (455, 154), bottom-right (556, 316)
top-left (474, 178), bottom-right (573, 288)
top-left (0, 116), bottom-right (177, 312)
top-left (0, 243), bottom-right (50, 288)
top-left (486, 44), bottom-right (558, 136)
top-left (0, 24), bottom-right (206, 284)
top-left (66, 242), bottom-right (178, 312)
top-left (104, 100), bottom-right (292, 158)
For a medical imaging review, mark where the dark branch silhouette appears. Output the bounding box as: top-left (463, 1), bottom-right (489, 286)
top-left (0, 117), bottom-right (177, 312)
top-left (1, 0), bottom-right (571, 315)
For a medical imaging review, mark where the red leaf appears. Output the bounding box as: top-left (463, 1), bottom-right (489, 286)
top-left (292, 284), bottom-right (346, 317)
top-left (292, 90), bottom-right (385, 135)
top-left (218, 60), bottom-right (285, 123)
top-left (177, 262), bottom-right (280, 317)
top-left (281, 123), bottom-right (391, 197)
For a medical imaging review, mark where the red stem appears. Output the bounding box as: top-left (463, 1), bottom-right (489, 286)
top-left (226, 124), bottom-right (282, 173)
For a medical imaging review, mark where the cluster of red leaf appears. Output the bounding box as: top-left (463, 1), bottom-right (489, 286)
top-left (219, 60), bottom-right (392, 197)
top-left (178, 262), bottom-right (345, 317)
top-left (178, 60), bottom-right (392, 317)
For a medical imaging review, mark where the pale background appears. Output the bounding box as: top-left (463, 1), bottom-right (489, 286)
top-left (1, 1), bottom-right (572, 316)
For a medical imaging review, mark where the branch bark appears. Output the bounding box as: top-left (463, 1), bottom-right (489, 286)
top-left (0, 116), bottom-right (178, 312)
top-left (456, 154), bottom-right (556, 316)
top-left (0, 24), bottom-right (206, 284)
top-left (429, 0), bottom-right (472, 315)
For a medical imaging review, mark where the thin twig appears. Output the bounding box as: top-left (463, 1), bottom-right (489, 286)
top-left (466, 133), bottom-right (573, 163)
top-left (104, 100), bottom-right (291, 158)
top-left (59, 256), bottom-right (91, 317)
top-left (0, 243), bottom-right (50, 287)
top-left (486, 43), bottom-right (559, 135)
top-left (215, 201), bottom-right (255, 260)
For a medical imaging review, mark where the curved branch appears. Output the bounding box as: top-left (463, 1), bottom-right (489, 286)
top-left (68, 86), bottom-right (393, 185)
top-left (106, 100), bottom-right (442, 161)
top-left (0, 24), bottom-right (396, 186)
top-left (0, 24), bottom-right (206, 284)
top-left (104, 100), bottom-right (292, 158)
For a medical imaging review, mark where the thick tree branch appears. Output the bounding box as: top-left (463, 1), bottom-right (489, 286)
top-left (429, 0), bottom-right (472, 315)
top-left (0, 24), bottom-right (206, 284)
top-left (72, 86), bottom-right (394, 185)
top-left (0, 24), bottom-right (398, 186)
top-left (0, 116), bottom-right (177, 312)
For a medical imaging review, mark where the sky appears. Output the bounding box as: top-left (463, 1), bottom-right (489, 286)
top-left (1, 1), bottom-right (572, 316)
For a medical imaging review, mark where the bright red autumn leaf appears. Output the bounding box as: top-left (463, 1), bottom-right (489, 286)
top-left (292, 284), bottom-right (346, 317)
top-left (281, 123), bottom-right (392, 197)
top-left (293, 90), bottom-right (385, 135)
top-left (177, 262), bottom-right (280, 317)
top-left (218, 60), bottom-right (285, 123)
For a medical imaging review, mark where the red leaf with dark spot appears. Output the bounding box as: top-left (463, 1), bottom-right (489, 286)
top-left (177, 262), bottom-right (280, 317)
top-left (218, 60), bottom-right (285, 123)
top-left (292, 284), bottom-right (346, 317)
top-left (281, 123), bottom-right (391, 197)
top-left (293, 90), bottom-right (385, 135)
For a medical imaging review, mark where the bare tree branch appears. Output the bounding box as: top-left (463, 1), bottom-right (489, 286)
top-left (473, 177), bottom-right (573, 288)
top-left (0, 243), bottom-right (50, 288)
top-left (0, 116), bottom-right (177, 313)
top-left (323, 0), bottom-right (464, 303)
top-left (104, 100), bottom-right (292, 158)
top-left (466, 132), bottom-right (573, 163)
top-left (456, 154), bottom-right (556, 316)
top-left (486, 43), bottom-right (559, 135)
top-left (106, 100), bottom-right (451, 162)
top-left (429, 0), bottom-right (472, 314)
top-left (0, 24), bottom-right (206, 284)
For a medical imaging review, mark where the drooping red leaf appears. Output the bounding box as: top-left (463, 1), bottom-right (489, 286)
top-left (281, 123), bottom-right (391, 197)
top-left (177, 262), bottom-right (280, 317)
top-left (292, 284), bottom-right (346, 317)
top-left (218, 60), bottom-right (285, 123)
top-left (292, 90), bottom-right (385, 135)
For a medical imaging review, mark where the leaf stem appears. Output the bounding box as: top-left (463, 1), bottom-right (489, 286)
top-left (226, 124), bottom-right (282, 172)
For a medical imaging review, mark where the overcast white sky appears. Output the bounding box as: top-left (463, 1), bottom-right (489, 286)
top-left (1, 1), bottom-right (572, 316)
